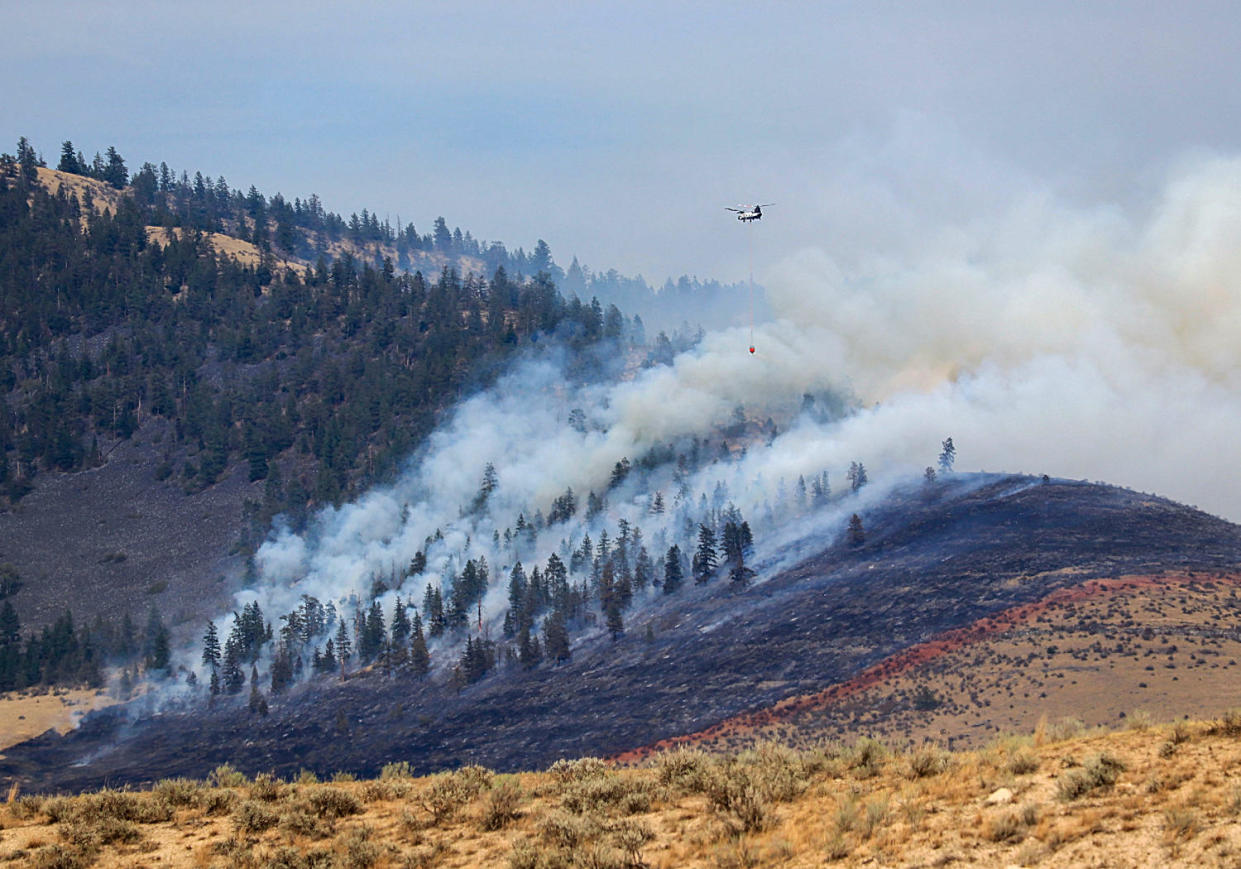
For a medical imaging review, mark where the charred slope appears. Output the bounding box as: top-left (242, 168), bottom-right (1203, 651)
top-left (6, 475), bottom-right (1241, 792)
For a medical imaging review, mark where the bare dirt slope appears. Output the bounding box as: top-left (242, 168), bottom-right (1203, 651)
top-left (0, 418), bottom-right (254, 631)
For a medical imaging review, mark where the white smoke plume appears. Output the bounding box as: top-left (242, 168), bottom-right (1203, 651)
top-left (197, 152), bottom-right (1241, 680)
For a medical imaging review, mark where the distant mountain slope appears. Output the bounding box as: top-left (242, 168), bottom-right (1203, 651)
top-left (6, 475), bottom-right (1240, 792)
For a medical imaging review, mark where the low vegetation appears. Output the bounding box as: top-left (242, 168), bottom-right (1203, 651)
top-left (3, 711), bottom-right (1241, 866)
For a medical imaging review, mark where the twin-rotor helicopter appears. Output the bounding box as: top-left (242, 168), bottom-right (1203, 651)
top-left (725, 203), bottom-right (774, 223)
top-left (726, 203), bottom-right (773, 353)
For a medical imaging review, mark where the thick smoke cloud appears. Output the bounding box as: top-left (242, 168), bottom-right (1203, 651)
top-left (762, 153), bottom-right (1241, 519)
top-left (199, 152), bottom-right (1241, 680)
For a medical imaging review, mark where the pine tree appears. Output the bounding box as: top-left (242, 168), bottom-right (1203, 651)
top-left (847, 461), bottom-right (868, 492)
top-left (409, 611), bottom-right (430, 677)
top-left (57, 140), bottom-right (81, 174)
top-left (248, 665), bottom-right (268, 715)
top-left (334, 619), bottom-right (352, 673)
top-left (663, 545), bottom-right (684, 594)
top-left (847, 513), bottom-right (866, 547)
top-left (606, 600), bottom-right (624, 638)
top-left (201, 621), bottom-right (221, 671)
top-left (543, 609), bottom-right (571, 663)
top-left (938, 437), bottom-right (956, 474)
top-left (221, 635), bottom-right (245, 694)
top-left (694, 524), bottom-right (718, 583)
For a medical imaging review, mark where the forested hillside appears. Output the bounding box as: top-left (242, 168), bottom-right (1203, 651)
top-left (0, 136), bottom-right (725, 687)
top-left (0, 138), bottom-right (705, 526)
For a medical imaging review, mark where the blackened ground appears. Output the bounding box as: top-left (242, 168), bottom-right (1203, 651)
top-left (5, 475), bottom-right (1240, 792)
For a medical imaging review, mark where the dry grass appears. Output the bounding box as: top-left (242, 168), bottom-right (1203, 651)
top-left (0, 688), bottom-right (118, 751)
top-left (3, 714), bottom-right (1241, 867)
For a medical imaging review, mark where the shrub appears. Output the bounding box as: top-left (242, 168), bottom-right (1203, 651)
top-left (481, 778), bottom-right (524, 831)
top-left (848, 737), bottom-right (887, 778)
top-left (422, 768), bottom-right (491, 825)
top-left (834, 793), bottom-right (860, 834)
top-left (455, 764), bottom-right (495, 793)
top-left (278, 807), bottom-right (330, 839)
top-left (339, 824), bottom-right (384, 869)
top-left (153, 778), bottom-right (204, 807)
top-left (656, 747), bottom-right (712, 791)
top-left (549, 757), bottom-right (610, 786)
top-left (45, 789), bottom-right (173, 825)
top-left (824, 831), bottom-right (850, 861)
top-left (1006, 750), bottom-right (1040, 775)
top-left (27, 843), bottom-right (92, 869)
top-left (380, 760), bottom-right (413, 780)
top-left (986, 811), bottom-right (1026, 844)
top-left (249, 773), bottom-right (284, 802)
top-left (1057, 753), bottom-right (1125, 801)
top-left (59, 816), bottom-right (143, 849)
top-left (234, 799), bottom-right (279, 834)
top-left (201, 789), bottom-right (239, 815)
top-left (612, 819), bottom-right (653, 866)
top-left (362, 779), bottom-right (406, 802)
top-left (1045, 717), bottom-right (1085, 742)
top-left (539, 808), bottom-right (602, 850)
top-left (859, 795), bottom-right (889, 840)
top-left (562, 775), bottom-right (651, 816)
top-left (303, 786), bottom-right (362, 819)
top-left (705, 768), bottom-right (768, 834)
top-left (10, 794), bottom-right (45, 819)
top-left (210, 763), bottom-right (248, 788)
top-left (1163, 806), bottom-right (1200, 842)
top-left (1212, 709), bottom-right (1241, 737)
top-left (906, 745), bottom-right (950, 779)
top-left (741, 742), bottom-right (808, 803)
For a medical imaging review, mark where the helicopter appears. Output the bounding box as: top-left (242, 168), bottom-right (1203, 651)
top-left (726, 203), bottom-right (774, 222)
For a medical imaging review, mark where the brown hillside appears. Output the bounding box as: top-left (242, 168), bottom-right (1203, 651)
top-left (629, 572), bottom-right (1241, 760)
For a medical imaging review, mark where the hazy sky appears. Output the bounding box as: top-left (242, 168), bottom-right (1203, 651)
top-left (4, 1), bottom-right (1240, 283)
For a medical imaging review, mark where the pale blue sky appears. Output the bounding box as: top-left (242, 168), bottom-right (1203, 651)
top-left (4, 1), bottom-right (1240, 282)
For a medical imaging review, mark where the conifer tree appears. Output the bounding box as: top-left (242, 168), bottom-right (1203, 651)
top-left (334, 619), bottom-right (352, 673)
top-left (201, 621), bottom-right (221, 671)
top-left (847, 513), bottom-right (866, 546)
top-left (938, 437), bottom-right (956, 474)
top-left (663, 544), bottom-right (684, 594)
top-left (694, 524), bottom-right (718, 583)
top-left (409, 611), bottom-right (430, 677)
top-left (543, 609), bottom-right (570, 663)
